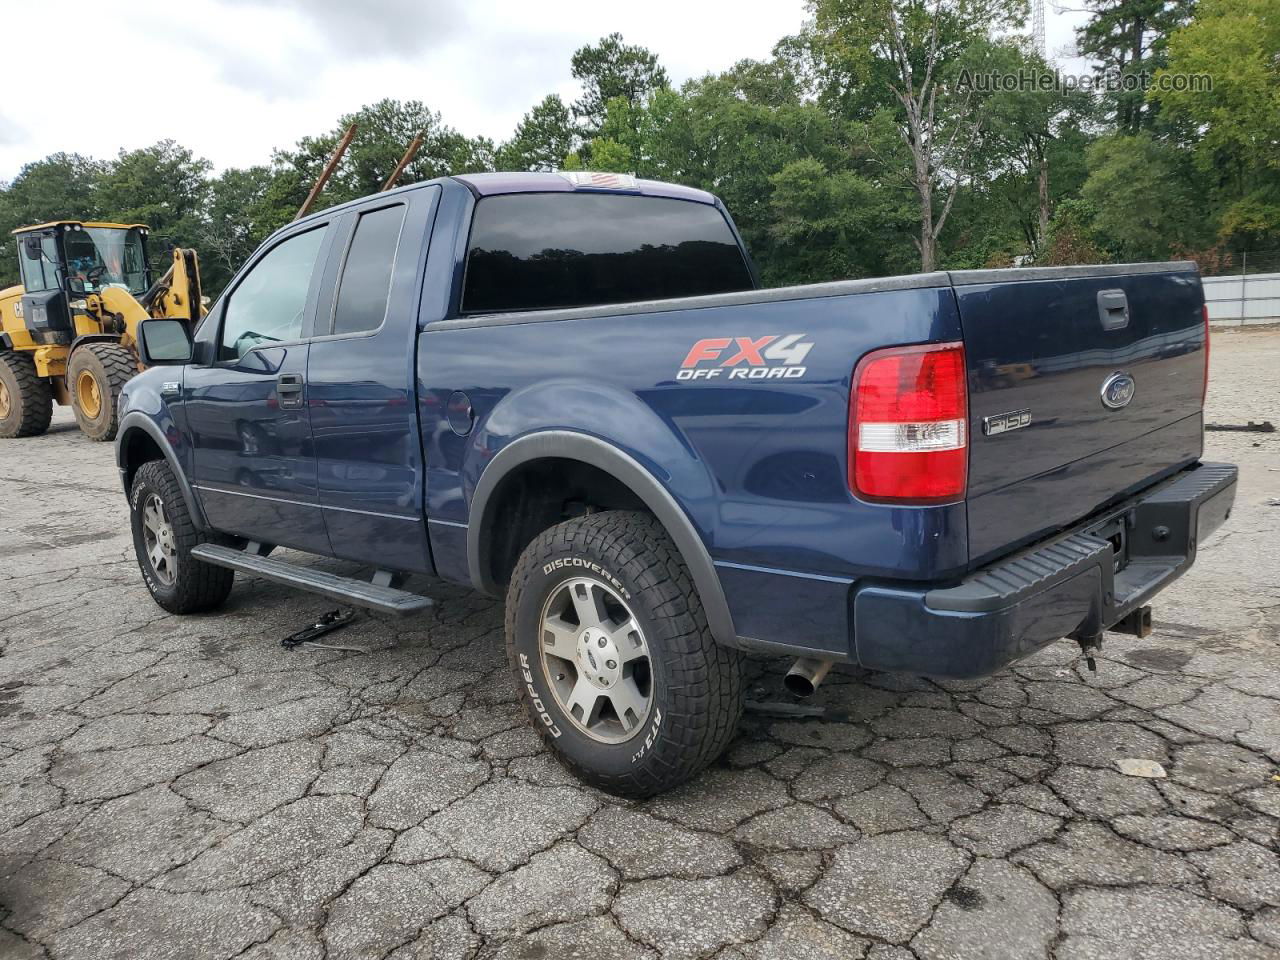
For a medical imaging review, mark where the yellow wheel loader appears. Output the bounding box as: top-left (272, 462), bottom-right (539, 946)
top-left (0, 222), bottom-right (204, 441)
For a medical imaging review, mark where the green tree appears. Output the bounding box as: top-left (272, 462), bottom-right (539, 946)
top-left (0, 153), bottom-right (105, 286)
top-left (570, 33), bottom-right (669, 140)
top-left (629, 58), bottom-right (872, 283)
top-left (769, 157), bottom-right (916, 282)
top-left (272, 99), bottom-right (494, 214)
top-left (1080, 133), bottom-right (1209, 260)
top-left (804, 0), bottom-right (1027, 270)
top-left (95, 141), bottom-right (212, 249)
top-left (1152, 0), bottom-right (1280, 248)
top-left (495, 95), bottom-right (576, 171)
top-left (1075, 0), bottom-right (1193, 133)
top-left (975, 41), bottom-right (1096, 254)
top-left (198, 165), bottom-right (277, 296)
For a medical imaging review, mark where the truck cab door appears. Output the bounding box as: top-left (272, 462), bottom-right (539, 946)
top-left (184, 221), bottom-right (337, 555)
top-left (306, 185), bottom-right (440, 572)
top-left (18, 232), bottom-right (74, 347)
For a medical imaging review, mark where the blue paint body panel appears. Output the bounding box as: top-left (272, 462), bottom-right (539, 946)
top-left (116, 174), bottom-right (1230, 678)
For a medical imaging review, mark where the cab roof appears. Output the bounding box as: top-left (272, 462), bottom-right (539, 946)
top-left (452, 172), bottom-right (717, 205)
top-left (13, 221), bottom-right (149, 235)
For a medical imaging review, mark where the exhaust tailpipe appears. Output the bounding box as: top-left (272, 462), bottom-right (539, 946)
top-left (784, 658), bottom-right (835, 698)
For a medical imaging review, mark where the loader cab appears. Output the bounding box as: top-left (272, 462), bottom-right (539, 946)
top-left (14, 221), bottom-right (152, 344)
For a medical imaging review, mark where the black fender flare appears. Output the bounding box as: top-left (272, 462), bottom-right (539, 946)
top-left (467, 430), bottom-right (737, 647)
top-left (116, 411), bottom-right (208, 530)
top-left (68, 333), bottom-right (126, 358)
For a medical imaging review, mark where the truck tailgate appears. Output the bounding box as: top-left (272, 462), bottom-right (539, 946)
top-left (953, 263), bottom-right (1206, 565)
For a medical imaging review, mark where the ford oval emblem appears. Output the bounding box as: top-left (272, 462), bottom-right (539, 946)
top-left (1101, 372), bottom-right (1136, 409)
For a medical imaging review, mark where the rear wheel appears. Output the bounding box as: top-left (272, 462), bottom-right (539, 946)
top-left (506, 511), bottom-right (745, 797)
top-left (68, 342), bottom-right (135, 441)
top-left (0, 352), bottom-right (53, 439)
top-left (130, 460), bottom-right (234, 614)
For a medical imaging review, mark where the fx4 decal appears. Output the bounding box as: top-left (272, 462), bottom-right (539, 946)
top-left (677, 335), bottom-right (814, 381)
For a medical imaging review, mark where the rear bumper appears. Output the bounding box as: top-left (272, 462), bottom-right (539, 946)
top-left (852, 462), bottom-right (1238, 678)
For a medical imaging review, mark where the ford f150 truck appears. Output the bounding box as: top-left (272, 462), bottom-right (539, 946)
top-left (115, 171), bottom-right (1236, 796)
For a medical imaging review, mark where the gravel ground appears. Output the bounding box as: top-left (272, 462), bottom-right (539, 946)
top-left (1, 328), bottom-right (1278, 960)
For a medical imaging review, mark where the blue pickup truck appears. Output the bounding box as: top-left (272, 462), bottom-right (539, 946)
top-left (116, 172), bottom-right (1236, 796)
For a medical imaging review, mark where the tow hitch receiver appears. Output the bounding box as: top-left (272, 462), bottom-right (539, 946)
top-left (1113, 605), bottom-right (1154, 638)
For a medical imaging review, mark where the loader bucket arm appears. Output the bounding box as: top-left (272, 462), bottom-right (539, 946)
top-left (140, 248), bottom-right (205, 323)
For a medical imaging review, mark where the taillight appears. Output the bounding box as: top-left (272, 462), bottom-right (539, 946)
top-left (850, 342), bottom-right (968, 503)
top-left (1202, 303), bottom-right (1210, 406)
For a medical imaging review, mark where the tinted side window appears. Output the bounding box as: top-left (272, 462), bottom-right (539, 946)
top-left (220, 226), bottom-right (326, 360)
top-left (462, 193), bottom-right (753, 313)
top-left (331, 204), bottom-right (405, 336)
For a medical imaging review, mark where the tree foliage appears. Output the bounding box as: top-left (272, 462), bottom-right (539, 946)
top-left (496, 95), bottom-right (576, 172)
top-left (570, 32), bottom-right (670, 139)
top-left (1076, 0), bottom-right (1194, 132)
top-left (2, 9), bottom-right (1277, 295)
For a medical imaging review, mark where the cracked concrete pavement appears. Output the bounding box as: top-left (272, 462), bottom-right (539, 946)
top-left (1, 328), bottom-right (1278, 960)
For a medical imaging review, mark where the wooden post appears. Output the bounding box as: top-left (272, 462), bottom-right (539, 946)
top-left (295, 123), bottom-right (357, 220)
top-left (381, 132), bottom-right (425, 192)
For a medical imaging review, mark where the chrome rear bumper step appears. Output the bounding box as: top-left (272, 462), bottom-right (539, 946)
top-left (190, 544), bottom-right (433, 617)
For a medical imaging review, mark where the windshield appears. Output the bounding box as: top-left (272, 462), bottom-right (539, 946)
top-left (63, 227), bottom-right (149, 295)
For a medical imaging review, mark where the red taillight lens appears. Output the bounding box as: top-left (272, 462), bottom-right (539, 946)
top-left (1202, 303), bottom-right (1210, 406)
top-left (850, 342), bottom-right (968, 503)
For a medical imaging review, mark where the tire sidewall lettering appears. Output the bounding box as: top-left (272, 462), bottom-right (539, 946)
top-left (540, 557), bottom-right (631, 600)
top-left (519, 653), bottom-right (562, 738)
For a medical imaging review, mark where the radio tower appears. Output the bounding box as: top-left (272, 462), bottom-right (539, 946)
top-left (1032, 0), bottom-right (1047, 58)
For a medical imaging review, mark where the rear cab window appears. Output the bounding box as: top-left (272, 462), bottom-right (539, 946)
top-left (461, 192), bottom-right (753, 314)
top-left (330, 203), bottom-right (406, 336)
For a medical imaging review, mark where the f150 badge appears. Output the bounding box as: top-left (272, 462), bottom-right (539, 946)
top-left (983, 408), bottom-right (1032, 436)
top-left (678, 335), bottom-right (813, 381)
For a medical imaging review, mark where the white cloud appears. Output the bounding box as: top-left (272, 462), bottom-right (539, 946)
top-left (0, 1), bottom-right (1091, 181)
top-left (0, 0), bottom-right (807, 180)
top-left (0, 114), bottom-right (24, 148)
top-left (222, 0), bottom-right (469, 58)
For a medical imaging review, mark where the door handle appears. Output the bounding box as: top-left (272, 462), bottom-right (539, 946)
top-left (276, 374), bottom-right (304, 408)
top-left (1097, 289), bottom-right (1129, 331)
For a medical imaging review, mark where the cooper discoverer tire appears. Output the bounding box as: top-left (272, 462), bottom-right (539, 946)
top-left (0, 352), bottom-right (53, 438)
top-left (130, 460), bottom-right (234, 614)
top-left (69, 341), bottom-right (134, 441)
top-left (506, 510), bottom-right (744, 797)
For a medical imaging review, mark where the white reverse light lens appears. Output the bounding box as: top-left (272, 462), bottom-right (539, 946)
top-left (858, 419), bottom-right (966, 453)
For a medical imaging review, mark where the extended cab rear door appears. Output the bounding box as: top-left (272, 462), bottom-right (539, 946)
top-left (307, 184), bottom-right (440, 573)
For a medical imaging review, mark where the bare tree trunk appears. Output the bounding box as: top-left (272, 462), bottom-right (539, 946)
top-left (919, 191), bottom-right (936, 272)
top-left (1037, 151), bottom-right (1050, 250)
top-left (886, 1), bottom-right (976, 274)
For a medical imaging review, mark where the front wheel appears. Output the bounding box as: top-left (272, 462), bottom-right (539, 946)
top-left (129, 460), bottom-right (234, 614)
top-left (506, 511), bottom-right (744, 797)
top-left (0, 352), bottom-right (53, 438)
top-left (68, 342), bottom-right (135, 441)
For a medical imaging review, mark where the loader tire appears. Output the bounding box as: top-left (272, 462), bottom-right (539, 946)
top-left (0, 352), bottom-right (53, 438)
top-left (130, 459), bottom-right (234, 614)
top-left (69, 342), bottom-right (135, 441)
top-left (506, 510), bottom-right (745, 798)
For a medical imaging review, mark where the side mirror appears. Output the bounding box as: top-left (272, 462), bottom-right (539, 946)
top-left (67, 276), bottom-right (86, 296)
top-left (137, 319), bottom-right (193, 366)
top-left (22, 236), bottom-right (42, 260)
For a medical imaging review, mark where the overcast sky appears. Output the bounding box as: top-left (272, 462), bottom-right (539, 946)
top-left (0, 0), bottom-right (1089, 182)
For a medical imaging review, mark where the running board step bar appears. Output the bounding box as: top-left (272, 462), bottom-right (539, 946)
top-left (190, 544), bottom-right (433, 617)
